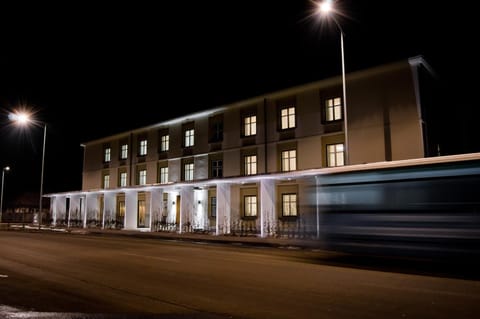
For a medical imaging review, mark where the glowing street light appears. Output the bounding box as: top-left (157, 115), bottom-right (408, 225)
top-left (1, 166), bottom-right (11, 222)
top-left (317, 0), bottom-right (349, 165)
top-left (9, 111), bottom-right (47, 228)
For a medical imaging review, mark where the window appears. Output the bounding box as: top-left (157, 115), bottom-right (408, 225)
top-left (244, 155), bottom-right (257, 175)
top-left (120, 144), bottom-right (128, 160)
top-left (139, 139), bottom-right (148, 156)
top-left (161, 135), bottom-right (169, 152)
top-left (326, 97), bottom-right (342, 122)
top-left (244, 115), bottom-right (257, 136)
top-left (280, 106), bottom-right (295, 129)
top-left (104, 147), bottom-right (111, 163)
top-left (118, 201), bottom-right (125, 217)
top-left (138, 169), bottom-right (147, 185)
top-left (209, 114), bottom-right (224, 142)
top-left (138, 200), bottom-right (146, 227)
top-left (185, 129), bottom-right (194, 147)
top-left (184, 163), bottom-right (194, 181)
top-left (160, 166), bottom-right (169, 184)
top-left (281, 149), bottom-right (297, 172)
top-left (210, 197), bottom-right (217, 218)
top-left (119, 172), bottom-right (127, 187)
top-left (244, 195), bottom-right (257, 217)
top-left (327, 143), bottom-right (345, 167)
top-left (282, 194), bottom-right (298, 217)
top-left (211, 160), bottom-right (223, 178)
top-left (103, 174), bottom-right (110, 189)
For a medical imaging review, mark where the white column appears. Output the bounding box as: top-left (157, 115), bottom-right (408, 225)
top-left (260, 179), bottom-right (275, 238)
top-left (216, 183), bottom-right (231, 235)
top-left (53, 195), bottom-right (67, 227)
top-left (124, 190), bottom-right (138, 230)
top-left (68, 195), bottom-right (81, 228)
top-left (85, 193), bottom-right (99, 228)
top-left (193, 188), bottom-right (208, 230)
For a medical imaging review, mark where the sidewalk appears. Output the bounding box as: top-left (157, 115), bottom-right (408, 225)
top-left (2, 223), bottom-right (326, 251)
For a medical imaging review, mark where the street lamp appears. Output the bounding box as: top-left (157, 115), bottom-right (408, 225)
top-left (317, 0), bottom-right (349, 165)
top-left (1, 166), bottom-right (11, 222)
top-left (9, 111), bottom-right (47, 228)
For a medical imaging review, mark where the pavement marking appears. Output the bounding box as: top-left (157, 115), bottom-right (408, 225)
top-left (0, 274), bottom-right (8, 278)
top-left (122, 252), bottom-right (180, 263)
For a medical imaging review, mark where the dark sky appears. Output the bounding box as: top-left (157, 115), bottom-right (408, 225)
top-left (1, 1), bottom-right (478, 201)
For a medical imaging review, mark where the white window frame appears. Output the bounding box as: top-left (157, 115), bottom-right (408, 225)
top-left (327, 143), bottom-right (345, 167)
top-left (121, 144), bottom-right (128, 160)
top-left (281, 106), bottom-right (295, 129)
top-left (184, 163), bottom-right (194, 181)
top-left (281, 149), bottom-right (297, 172)
top-left (244, 115), bottom-right (257, 136)
top-left (244, 195), bottom-right (257, 217)
top-left (160, 166), bottom-right (169, 184)
top-left (282, 193), bottom-right (298, 217)
top-left (161, 135), bottom-right (169, 152)
top-left (244, 155), bottom-right (257, 176)
top-left (185, 129), bottom-right (194, 147)
top-left (120, 172), bottom-right (127, 187)
top-left (103, 174), bottom-right (110, 189)
top-left (139, 169), bottom-right (147, 185)
top-left (326, 97), bottom-right (343, 122)
top-left (104, 147), bottom-right (111, 163)
top-left (139, 139), bottom-right (148, 156)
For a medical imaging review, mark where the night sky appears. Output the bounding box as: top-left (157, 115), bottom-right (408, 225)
top-left (1, 1), bottom-right (478, 201)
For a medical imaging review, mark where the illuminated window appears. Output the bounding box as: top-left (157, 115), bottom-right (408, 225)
top-left (281, 149), bottom-right (296, 172)
top-left (327, 143), bottom-right (345, 167)
top-left (244, 195), bottom-right (257, 217)
top-left (138, 169), bottom-right (147, 185)
top-left (103, 174), bottom-right (110, 189)
top-left (244, 155), bottom-right (257, 175)
top-left (282, 193), bottom-right (297, 217)
top-left (120, 144), bottom-right (128, 160)
top-left (139, 139), bottom-right (148, 156)
top-left (118, 201), bottom-right (125, 217)
top-left (326, 97), bottom-right (342, 122)
top-left (119, 172), bottom-right (127, 187)
top-left (281, 106), bottom-right (295, 129)
top-left (244, 115), bottom-right (257, 136)
top-left (138, 200), bottom-right (146, 227)
top-left (185, 129), bottom-right (194, 147)
top-left (104, 147), bottom-right (111, 163)
top-left (161, 135), bottom-right (169, 152)
top-left (211, 160), bottom-right (223, 178)
top-left (160, 167), bottom-right (169, 184)
top-left (210, 197), bottom-right (217, 218)
top-left (184, 163), bottom-right (194, 181)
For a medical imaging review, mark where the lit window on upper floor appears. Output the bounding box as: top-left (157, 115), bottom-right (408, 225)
top-left (281, 149), bottom-right (297, 172)
top-left (184, 163), bottom-right (194, 181)
top-left (103, 174), bottom-right (110, 189)
top-left (119, 172), bottom-right (127, 187)
top-left (244, 155), bottom-right (257, 176)
top-left (138, 169), bottom-right (147, 185)
top-left (104, 147), bottom-right (111, 163)
top-left (120, 144), bottom-right (128, 160)
top-left (139, 139), bottom-right (148, 156)
top-left (280, 106), bottom-right (295, 130)
top-left (244, 115), bottom-right (257, 136)
top-left (161, 135), bottom-right (169, 152)
top-left (325, 97), bottom-right (343, 122)
top-left (326, 143), bottom-right (345, 167)
top-left (184, 129), bottom-right (194, 148)
top-left (160, 167), bottom-right (169, 184)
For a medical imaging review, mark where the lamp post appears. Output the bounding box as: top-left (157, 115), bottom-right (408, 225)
top-left (318, 0), bottom-right (349, 165)
top-left (9, 111), bottom-right (47, 228)
top-left (1, 166), bottom-right (11, 222)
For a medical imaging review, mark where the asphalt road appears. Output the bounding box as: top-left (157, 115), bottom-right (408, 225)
top-left (1, 231), bottom-right (479, 318)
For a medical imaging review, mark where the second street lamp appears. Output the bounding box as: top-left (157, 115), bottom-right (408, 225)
top-left (9, 111), bottom-right (47, 228)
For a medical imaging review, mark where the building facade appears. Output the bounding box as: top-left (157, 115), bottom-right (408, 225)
top-left (47, 56), bottom-right (436, 237)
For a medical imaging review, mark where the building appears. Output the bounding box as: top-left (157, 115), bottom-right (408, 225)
top-left (46, 56), bottom-right (437, 237)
